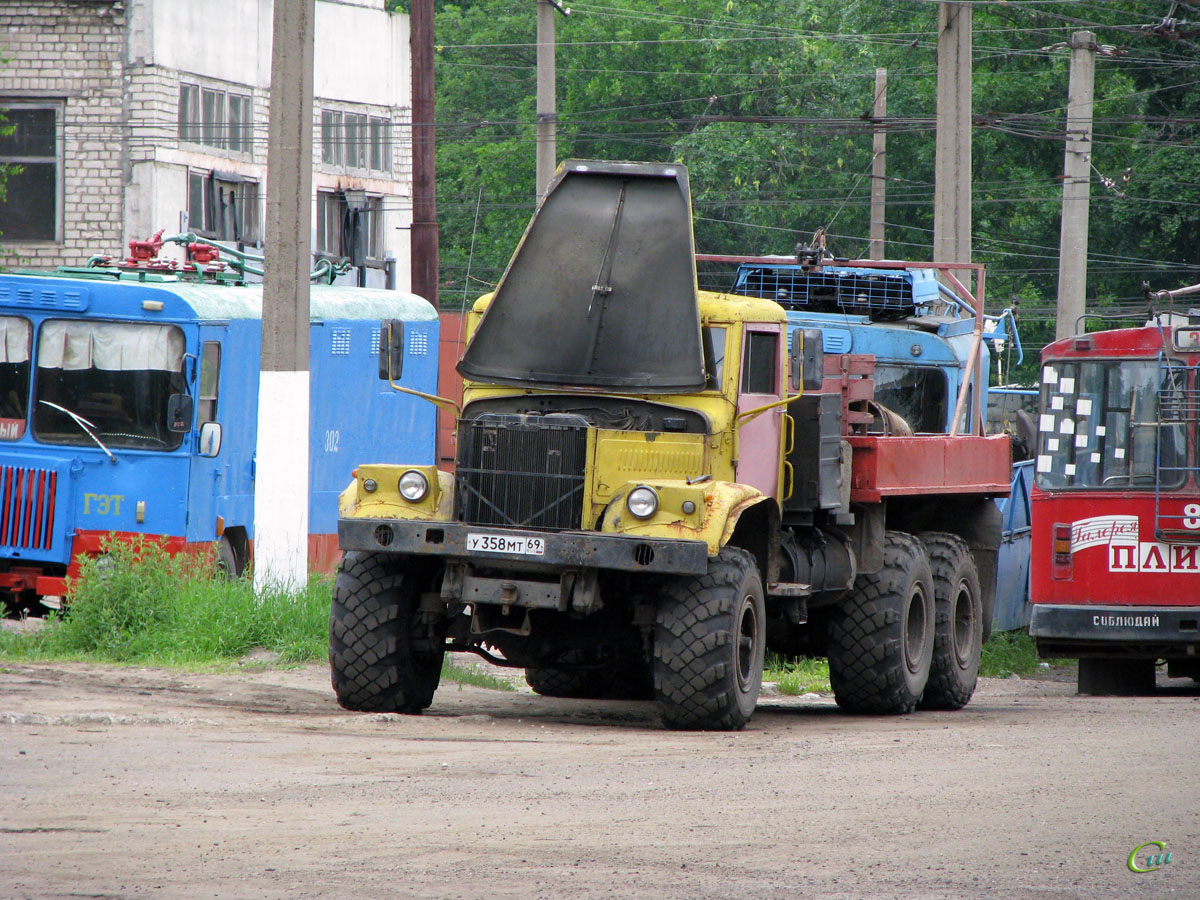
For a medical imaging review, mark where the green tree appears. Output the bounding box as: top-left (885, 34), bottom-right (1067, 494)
top-left (408, 0), bottom-right (1198, 375)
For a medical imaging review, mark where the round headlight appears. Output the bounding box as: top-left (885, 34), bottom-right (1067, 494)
top-left (398, 470), bottom-right (430, 502)
top-left (626, 486), bottom-right (659, 520)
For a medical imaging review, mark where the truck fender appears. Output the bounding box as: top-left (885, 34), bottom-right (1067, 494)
top-left (600, 480), bottom-right (770, 559)
top-left (338, 465), bottom-right (455, 521)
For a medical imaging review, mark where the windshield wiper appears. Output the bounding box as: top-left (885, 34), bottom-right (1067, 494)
top-left (38, 400), bottom-right (117, 463)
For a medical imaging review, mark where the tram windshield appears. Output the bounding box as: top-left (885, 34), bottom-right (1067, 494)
top-left (1035, 358), bottom-right (1188, 490)
top-left (32, 320), bottom-right (187, 451)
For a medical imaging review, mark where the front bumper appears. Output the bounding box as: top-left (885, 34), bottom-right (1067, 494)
top-left (337, 518), bottom-right (709, 577)
top-left (1030, 604), bottom-right (1200, 657)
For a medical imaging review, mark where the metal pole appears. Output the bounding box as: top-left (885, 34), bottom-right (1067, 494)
top-left (933, 2), bottom-right (972, 267)
top-left (411, 0), bottom-right (439, 305)
top-left (256, 0), bottom-right (316, 591)
top-left (1055, 31), bottom-right (1096, 340)
top-left (869, 68), bottom-right (887, 260)
top-left (535, 0), bottom-right (557, 199)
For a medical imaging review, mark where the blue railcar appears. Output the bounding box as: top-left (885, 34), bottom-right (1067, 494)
top-left (0, 268), bottom-right (437, 611)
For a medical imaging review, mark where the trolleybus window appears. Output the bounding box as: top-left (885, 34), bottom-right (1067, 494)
top-left (0, 316), bottom-right (32, 440)
top-left (1035, 359), bottom-right (1187, 490)
top-left (198, 341), bottom-right (221, 423)
top-left (32, 320), bottom-right (187, 451)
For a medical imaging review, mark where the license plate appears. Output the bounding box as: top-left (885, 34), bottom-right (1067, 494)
top-left (466, 532), bottom-right (546, 556)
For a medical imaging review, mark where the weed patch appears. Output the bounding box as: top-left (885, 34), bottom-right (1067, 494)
top-left (980, 630), bottom-right (1071, 678)
top-left (0, 536), bottom-right (330, 668)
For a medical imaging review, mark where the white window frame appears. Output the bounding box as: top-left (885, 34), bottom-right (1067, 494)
top-left (178, 83), bottom-right (252, 157)
top-left (319, 108), bottom-right (392, 174)
top-left (316, 190), bottom-right (383, 260)
top-left (0, 99), bottom-right (64, 243)
top-left (188, 169), bottom-right (261, 244)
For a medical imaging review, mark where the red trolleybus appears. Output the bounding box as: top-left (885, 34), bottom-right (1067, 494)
top-left (1030, 302), bottom-right (1200, 694)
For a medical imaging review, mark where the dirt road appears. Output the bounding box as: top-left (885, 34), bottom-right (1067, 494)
top-left (2, 661), bottom-right (1197, 900)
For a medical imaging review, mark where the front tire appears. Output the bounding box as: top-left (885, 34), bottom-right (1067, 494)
top-left (653, 547), bottom-right (765, 731)
top-left (918, 532), bottom-right (983, 710)
top-left (329, 551), bottom-right (444, 713)
top-left (827, 531), bottom-right (935, 714)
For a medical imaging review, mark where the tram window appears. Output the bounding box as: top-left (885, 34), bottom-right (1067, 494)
top-left (199, 342), bottom-right (221, 424)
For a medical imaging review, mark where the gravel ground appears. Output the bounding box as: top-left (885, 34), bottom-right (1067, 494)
top-left (2, 659), bottom-right (1198, 900)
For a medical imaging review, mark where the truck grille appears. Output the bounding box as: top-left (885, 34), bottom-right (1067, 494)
top-left (0, 465), bottom-right (57, 551)
top-left (455, 414), bottom-right (588, 530)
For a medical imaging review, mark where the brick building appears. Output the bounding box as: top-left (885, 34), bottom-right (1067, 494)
top-left (0, 0), bottom-right (414, 290)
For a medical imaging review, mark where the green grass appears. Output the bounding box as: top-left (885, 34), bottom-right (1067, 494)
top-left (763, 631), bottom-right (1071, 695)
top-left (764, 653), bottom-right (831, 694)
top-left (0, 536), bottom-right (330, 668)
top-left (0, 536), bottom-right (519, 693)
top-left (442, 657), bottom-right (519, 692)
top-left (979, 629), bottom-right (1071, 678)
top-left (0, 539), bottom-right (1064, 692)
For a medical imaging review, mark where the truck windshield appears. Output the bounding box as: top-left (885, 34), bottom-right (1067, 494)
top-left (32, 320), bottom-right (187, 451)
top-left (1035, 358), bottom-right (1188, 490)
top-left (874, 364), bottom-right (947, 433)
top-left (0, 316), bottom-right (32, 440)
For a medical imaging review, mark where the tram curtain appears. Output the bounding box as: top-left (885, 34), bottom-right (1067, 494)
top-left (37, 322), bottom-right (185, 372)
top-left (0, 317), bottom-right (31, 364)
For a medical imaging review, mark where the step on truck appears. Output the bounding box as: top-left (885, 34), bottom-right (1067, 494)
top-left (332, 160), bottom-right (1012, 730)
top-left (1030, 289), bottom-right (1200, 694)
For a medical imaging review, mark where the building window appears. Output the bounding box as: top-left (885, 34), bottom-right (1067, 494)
top-left (178, 84), bottom-right (199, 142)
top-left (316, 191), bottom-right (382, 261)
top-left (188, 171), bottom-right (260, 243)
top-left (228, 94), bottom-right (251, 153)
top-left (319, 109), bottom-right (391, 173)
top-left (178, 84), bottom-right (252, 154)
top-left (0, 102), bottom-right (61, 242)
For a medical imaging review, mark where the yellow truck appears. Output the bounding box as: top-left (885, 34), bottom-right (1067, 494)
top-left (331, 161), bottom-right (1011, 730)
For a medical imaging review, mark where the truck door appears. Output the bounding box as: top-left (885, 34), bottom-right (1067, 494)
top-left (736, 323), bottom-right (784, 497)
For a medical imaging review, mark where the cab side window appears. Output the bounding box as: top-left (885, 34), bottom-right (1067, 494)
top-left (741, 331), bottom-right (778, 395)
top-left (198, 342), bottom-right (221, 424)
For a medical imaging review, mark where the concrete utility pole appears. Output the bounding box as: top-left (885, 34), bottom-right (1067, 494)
top-left (256, 0), bottom-right (316, 592)
top-left (1055, 31), bottom-right (1097, 340)
top-left (933, 2), bottom-right (972, 266)
top-left (869, 68), bottom-right (887, 260)
top-left (411, 0), bottom-right (439, 306)
top-left (535, 0), bottom-right (558, 199)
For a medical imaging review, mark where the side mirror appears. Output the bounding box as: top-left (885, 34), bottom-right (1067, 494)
top-left (379, 319), bottom-right (404, 381)
top-left (199, 422), bottom-right (222, 457)
top-left (167, 393), bottom-right (194, 432)
top-left (789, 328), bottom-right (824, 392)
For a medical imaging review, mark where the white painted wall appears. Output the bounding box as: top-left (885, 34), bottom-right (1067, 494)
top-left (144, 0), bottom-right (407, 105)
top-left (122, 0), bottom-right (412, 290)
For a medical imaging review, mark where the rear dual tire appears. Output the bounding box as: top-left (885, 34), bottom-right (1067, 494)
top-left (827, 531), bottom-right (935, 714)
top-left (918, 532), bottom-right (983, 711)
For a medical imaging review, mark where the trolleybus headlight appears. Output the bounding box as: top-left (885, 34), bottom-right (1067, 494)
top-left (398, 470), bottom-right (430, 502)
top-left (626, 486), bottom-right (659, 519)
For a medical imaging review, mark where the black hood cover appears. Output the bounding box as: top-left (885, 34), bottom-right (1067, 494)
top-left (457, 160), bottom-right (707, 392)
